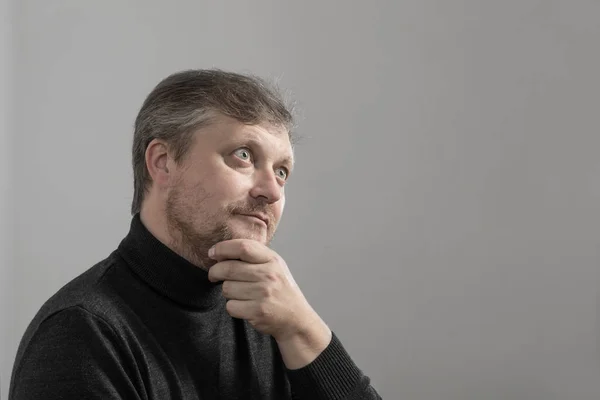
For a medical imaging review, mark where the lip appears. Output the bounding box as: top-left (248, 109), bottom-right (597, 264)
top-left (238, 213), bottom-right (268, 226)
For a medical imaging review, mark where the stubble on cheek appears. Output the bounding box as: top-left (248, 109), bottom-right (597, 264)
top-left (165, 178), bottom-right (234, 269)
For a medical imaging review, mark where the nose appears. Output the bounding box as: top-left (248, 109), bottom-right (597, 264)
top-left (249, 168), bottom-right (283, 204)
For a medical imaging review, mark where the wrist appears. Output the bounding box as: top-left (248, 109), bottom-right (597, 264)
top-left (277, 308), bottom-right (327, 342)
top-left (275, 313), bottom-right (332, 370)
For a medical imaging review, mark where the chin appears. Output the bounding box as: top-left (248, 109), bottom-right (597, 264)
top-left (228, 219), bottom-right (269, 243)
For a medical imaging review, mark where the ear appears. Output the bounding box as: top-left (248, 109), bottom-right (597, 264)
top-left (145, 139), bottom-right (173, 188)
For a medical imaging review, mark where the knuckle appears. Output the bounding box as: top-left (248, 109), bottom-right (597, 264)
top-left (239, 241), bottom-right (252, 255)
top-left (221, 262), bottom-right (233, 279)
top-left (260, 283), bottom-right (273, 298)
top-left (222, 280), bottom-right (230, 296)
top-left (256, 303), bottom-right (269, 318)
top-left (264, 271), bottom-right (278, 283)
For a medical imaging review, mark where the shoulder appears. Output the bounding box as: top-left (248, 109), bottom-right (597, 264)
top-left (18, 250), bottom-right (128, 348)
top-left (39, 250), bottom-right (123, 314)
top-left (11, 252), bottom-right (135, 384)
top-left (9, 305), bottom-right (141, 399)
top-left (19, 305), bottom-right (119, 352)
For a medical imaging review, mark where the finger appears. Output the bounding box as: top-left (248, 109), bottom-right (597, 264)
top-left (208, 239), bottom-right (273, 264)
top-left (225, 299), bottom-right (252, 320)
top-left (208, 260), bottom-right (263, 283)
top-left (221, 281), bottom-right (267, 301)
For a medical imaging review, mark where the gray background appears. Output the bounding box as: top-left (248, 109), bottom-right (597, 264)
top-left (2, 1), bottom-right (600, 399)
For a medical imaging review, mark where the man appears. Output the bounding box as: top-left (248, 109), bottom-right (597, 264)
top-left (9, 69), bottom-right (382, 399)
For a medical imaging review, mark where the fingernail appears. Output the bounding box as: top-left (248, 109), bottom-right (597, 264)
top-left (208, 246), bottom-right (215, 258)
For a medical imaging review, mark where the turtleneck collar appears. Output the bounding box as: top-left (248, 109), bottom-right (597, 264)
top-left (117, 213), bottom-right (223, 310)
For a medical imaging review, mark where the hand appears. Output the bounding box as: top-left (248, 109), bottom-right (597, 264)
top-left (207, 239), bottom-right (320, 342)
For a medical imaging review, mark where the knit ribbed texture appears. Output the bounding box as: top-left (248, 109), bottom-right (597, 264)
top-left (286, 332), bottom-right (369, 399)
top-left (118, 213), bottom-right (223, 309)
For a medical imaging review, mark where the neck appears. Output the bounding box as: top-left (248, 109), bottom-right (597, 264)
top-left (117, 212), bottom-right (223, 309)
top-left (140, 203), bottom-right (213, 271)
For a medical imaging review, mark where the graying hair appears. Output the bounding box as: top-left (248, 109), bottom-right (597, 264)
top-left (130, 69), bottom-right (296, 215)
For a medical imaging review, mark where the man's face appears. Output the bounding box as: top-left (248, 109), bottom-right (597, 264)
top-left (164, 114), bottom-right (293, 265)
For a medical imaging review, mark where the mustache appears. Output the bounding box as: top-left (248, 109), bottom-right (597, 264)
top-left (229, 203), bottom-right (274, 221)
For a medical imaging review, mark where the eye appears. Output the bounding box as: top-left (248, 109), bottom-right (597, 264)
top-left (276, 167), bottom-right (289, 180)
top-left (233, 147), bottom-right (252, 162)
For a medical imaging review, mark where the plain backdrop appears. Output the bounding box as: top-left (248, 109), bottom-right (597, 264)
top-left (2, 1), bottom-right (600, 399)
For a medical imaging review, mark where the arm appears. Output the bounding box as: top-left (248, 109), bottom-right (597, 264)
top-left (9, 306), bottom-right (141, 400)
top-left (277, 314), bottom-right (383, 400)
top-left (208, 240), bottom-right (383, 399)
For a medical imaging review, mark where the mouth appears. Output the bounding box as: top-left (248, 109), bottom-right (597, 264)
top-left (237, 213), bottom-right (268, 227)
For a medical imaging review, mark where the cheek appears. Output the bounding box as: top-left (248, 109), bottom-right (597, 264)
top-left (184, 161), bottom-right (254, 211)
top-left (274, 194), bottom-right (285, 217)
top-left (209, 171), bottom-right (250, 206)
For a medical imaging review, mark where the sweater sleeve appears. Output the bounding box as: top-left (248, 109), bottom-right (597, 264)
top-left (285, 332), bottom-right (382, 400)
top-left (9, 306), bottom-right (142, 400)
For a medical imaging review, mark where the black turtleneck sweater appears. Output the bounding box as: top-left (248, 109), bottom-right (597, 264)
top-left (9, 214), bottom-right (381, 399)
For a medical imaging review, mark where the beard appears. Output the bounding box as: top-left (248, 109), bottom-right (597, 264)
top-left (165, 182), bottom-right (277, 270)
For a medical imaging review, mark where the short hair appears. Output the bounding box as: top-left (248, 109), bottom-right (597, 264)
top-left (130, 69), bottom-right (295, 215)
